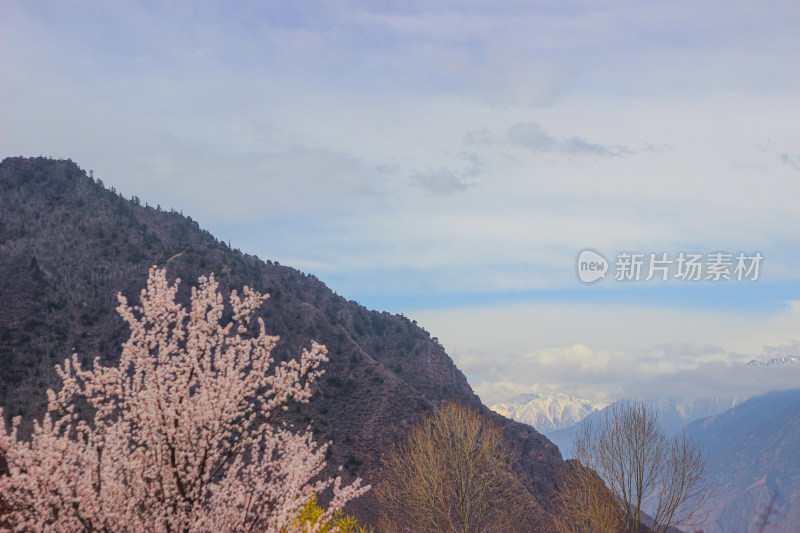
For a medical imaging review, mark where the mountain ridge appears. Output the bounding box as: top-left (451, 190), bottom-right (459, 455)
top-left (686, 389), bottom-right (800, 533)
top-left (746, 355), bottom-right (800, 367)
top-left (491, 392), bottom-right (609, 434)
top-left (546, 396), bottom-right (742, 457)
top-left (0, 156), bottom-right (565, 527)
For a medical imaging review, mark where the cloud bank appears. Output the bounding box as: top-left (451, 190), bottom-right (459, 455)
top-left (3, 0), bottom-right (800, 402)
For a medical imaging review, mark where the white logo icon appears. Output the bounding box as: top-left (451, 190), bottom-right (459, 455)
top-left (577, 249), bottom-right (608, 284)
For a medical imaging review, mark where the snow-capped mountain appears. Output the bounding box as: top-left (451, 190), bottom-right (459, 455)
top-left (746, 355), bottom-right (799, 367)
top-left (490, 393), bottom-right (609, 434)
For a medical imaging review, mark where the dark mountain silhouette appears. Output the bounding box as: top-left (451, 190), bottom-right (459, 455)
top-left (686, 389), bottom-right (800, 533)
top-left (0, 156), bottom-right (564, 527)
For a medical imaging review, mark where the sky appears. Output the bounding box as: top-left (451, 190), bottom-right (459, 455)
top-left (3, 0), bottom-right (800, 406)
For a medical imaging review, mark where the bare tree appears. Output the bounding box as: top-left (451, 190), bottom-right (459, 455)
top-left (375, 402), bottom-right (541, 533)
top-left (553, 460), bottom-right (624, 533)
top-left (568, 401), bottom-right (713, 533)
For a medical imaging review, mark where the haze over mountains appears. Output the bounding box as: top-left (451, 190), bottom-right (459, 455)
top-left (686, 389), bottom-right (800, 533)
top-left (493, 368), bottom-right (800, 532)
top-left (512, 395), bottom-right (741, 455)
top-left (495, 355), bottom-right (800, 447)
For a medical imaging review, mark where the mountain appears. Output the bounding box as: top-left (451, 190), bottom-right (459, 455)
top-left (747, 355), bottom-right (800, 367)
top-left (491, 393), bottom-right (609, 434)
top-left (686, 389), bottom-right (800, 533)
top-left (547, 396), bottom-right (742, 457)
top-left (0, 157), bottom-right (565, 527)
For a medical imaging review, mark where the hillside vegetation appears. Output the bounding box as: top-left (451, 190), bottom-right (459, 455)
top-left (0, 156), bottom-right (564, 526)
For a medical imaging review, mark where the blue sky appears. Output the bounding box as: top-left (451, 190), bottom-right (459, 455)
top-left (3, 0), bottom-right (800, 404)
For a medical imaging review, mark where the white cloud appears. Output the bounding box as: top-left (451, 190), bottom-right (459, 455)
top-left (412, 301), bottom-right (800, 405)
top-left (4, 1), bottom-right (800, 405)
top-left (411, 169), bottom-right (474, 195)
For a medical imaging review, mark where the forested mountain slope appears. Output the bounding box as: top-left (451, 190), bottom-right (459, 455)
top-left (0, 156), bottom-right (565, 526)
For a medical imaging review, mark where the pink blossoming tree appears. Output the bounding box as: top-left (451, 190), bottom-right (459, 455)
top-left (0, 267), bottom-right (368, 532)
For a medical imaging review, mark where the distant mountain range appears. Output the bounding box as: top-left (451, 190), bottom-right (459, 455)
top-left (498, 386), bottom-right (800, 532)
top-left (495, 360), bottom-right (799, 447)
top-left (746, 355), bottom-right (800, 367)
top-left (686, 389), bottom-right (800, 533)
top-left (540, 396), bottom-right (743, 459)
top-left (491, 393), bottom-right (608, 434)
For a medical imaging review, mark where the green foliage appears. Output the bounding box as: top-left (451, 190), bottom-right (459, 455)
top-left (287, 497), bottom-right (373, 533)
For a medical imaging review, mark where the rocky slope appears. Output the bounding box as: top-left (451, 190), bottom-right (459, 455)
top-left (0, 157), bottom-right (565, 527)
